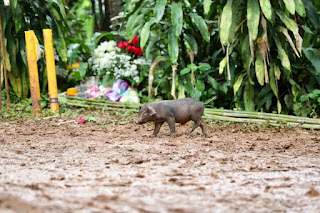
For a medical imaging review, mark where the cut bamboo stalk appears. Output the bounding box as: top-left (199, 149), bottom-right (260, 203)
top-left (25, 30), bottom-right (41, 116)
top-left (203, 114), bottom-right (320, 129)
top-left (204, 109), bottom-right (320, 124)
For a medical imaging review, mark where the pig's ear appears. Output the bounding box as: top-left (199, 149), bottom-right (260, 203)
top-left (148, 106), bottom-right (156, 116)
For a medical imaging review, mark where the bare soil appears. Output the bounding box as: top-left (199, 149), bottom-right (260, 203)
top-left (0, 114), bottom-right (320, 212)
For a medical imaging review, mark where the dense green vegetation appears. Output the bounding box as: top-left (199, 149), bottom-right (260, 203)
top-left (1, 0), bottom-right (320, 117)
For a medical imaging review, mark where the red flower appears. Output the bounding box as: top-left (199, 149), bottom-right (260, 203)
top-left (134, 47), bottom-right (143, 56)
top-left (117, 41), bottom-right (128, 49)
top-left (129, 35), bottom-right (139, 45)
top-left (126, 45), bottom-right (134, 52)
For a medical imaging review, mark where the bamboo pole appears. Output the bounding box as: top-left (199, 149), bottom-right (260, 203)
top-left (204, 108), bottom-right (320, 124)
top-left (43, 29), bottom-right (59, 114)
top-left (203, 114), bottom-right (320, 129)
top-left (25, 30), bottom-right (41, 116)
top-left (0, 16), bottom-right (10, 105)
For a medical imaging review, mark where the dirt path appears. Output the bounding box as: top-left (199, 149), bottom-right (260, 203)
top-left (0, 117), bottom-right (320, 212)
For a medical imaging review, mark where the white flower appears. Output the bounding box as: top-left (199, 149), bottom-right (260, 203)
top-left (89, 40), bottom-right (150, 83)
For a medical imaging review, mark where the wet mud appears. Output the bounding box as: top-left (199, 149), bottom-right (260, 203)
top-left (0, 117), bottom-right (320, 212)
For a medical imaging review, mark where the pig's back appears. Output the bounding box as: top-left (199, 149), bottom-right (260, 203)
top-left (158, 98), bottom-right (204, 123)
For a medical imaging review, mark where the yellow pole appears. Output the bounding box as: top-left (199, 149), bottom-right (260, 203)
top-left (43, 29), bottom-right (59, 113)
top-left (25, 30), bottom-right (41, 116)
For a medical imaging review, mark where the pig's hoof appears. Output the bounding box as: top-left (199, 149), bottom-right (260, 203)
top-left (170, 134), bottom-right (176, 138)
top-left (203, 134), bottom-right (209, 138)
top-left (149, 134), bottom-right (157, 138)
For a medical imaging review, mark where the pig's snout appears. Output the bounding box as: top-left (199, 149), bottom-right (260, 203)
top-left (135, 119), bottom-right (140, 124)
top-left (135, 118), bottom-right (143, 124)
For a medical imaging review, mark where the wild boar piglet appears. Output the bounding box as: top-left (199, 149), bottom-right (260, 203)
top-left (135, 98), bottom-right (208, 137)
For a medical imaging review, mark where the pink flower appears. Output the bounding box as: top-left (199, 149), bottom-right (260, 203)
top-left (77, 117), bottom-right (86, 124)
top-left (117, 41), bottom-right (128, 49)
top-left (129, 35), bottom-right (139, 45)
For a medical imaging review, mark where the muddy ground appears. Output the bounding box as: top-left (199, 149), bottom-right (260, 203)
top-left (0, 112), bottom-right (320, 213)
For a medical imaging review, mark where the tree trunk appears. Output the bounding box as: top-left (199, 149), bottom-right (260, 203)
top-left (98, 0), bottom-right (104, 31)
top-left (103, 0), bottom-right (112, 30)
top-left (90, 0), bottom-right (98, 30)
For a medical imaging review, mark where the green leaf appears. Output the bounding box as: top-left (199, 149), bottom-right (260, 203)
top-left (84, 15), bottom-right (95, 43)
top-left (79, 62), bottom-right (88, 78)
top-left (255, 51), bottom-right (265, 86)
top-left (284, 94), bottom-right (293, 108)
top-left (140, 18), bottom-right (155, 49)
top-left (208, 76), bottom-right (219, 90)
top-left (259, 0), bottom-right (274, 22)
top-left (146, 33), bottom-right (158, 60)
top-left (126, 11), bottom-right (141, 39)
top-left (168, 27), bottom-right (179, 64)
top-left (300, 95), bottom-right (308, 102)
top-left (171, 2), bottom-right (183, 37)
top-left (178, 84), bottom-right (186, 99)
top-left (8, 73), bottom-right (22, 98)
top-left (196, 80), bottom-right (205, 92)
top-left (275, 37), bottom-right (291, 71)
top-left (309, 93), bottom-right (317, 99)
top-left (269, 65), bottom-right (278, 98)
top-left (221, 82), bottom-right (229, 94)
top-left (247, 0), bottom-right (260, 40)
top-left (219, 56), bottom-right (227, 74)
top-left (190, 88), bottom-right (202, 99)
top-left (302, 47), bottom-right (320, 75)
top-left (14, 4), bottom-right (22, 32)
top-left (294, 0), bottom-right (306, 16)
top-left (220, 0), bottom-right (233, 45)
top-left (94, 32), bottom-right (115, 44)
top-left (313, 90), bottom-right (320, 95)
top-left (180, 67), bottom-right (191, 75)
top-left (54, 20), bottom-right (68, 63)
top-left (283, 0), bottom-right (296, 15)
top-left (302, 0), bottom-right (320, 30)
top-left (273, 64), bottom-right (281, 80)
top-left (277, 100), bottom-right (282, 114)
top-left (154, 0), bottom-right (166, 23)
top-left (189, 13), bottom-right (210, 43)
top-left (198, 63), bottom-right (211, 71)
top-left (204, 0), bottom-right (212, 15)
top-left (67, 43), bottom-right (80, 65)
top-left (233, 74), bottom-right (244, 96)
top-left (276, 10), bottom-right (298, 32)
top-left (244, 80), bottom-right (255, 111)
top-left (187, 63), bottom-right (198, 71)
top-left (184, 34), bottom-right (198, 53)
top-left (241, 35), bottom-right (254, 84)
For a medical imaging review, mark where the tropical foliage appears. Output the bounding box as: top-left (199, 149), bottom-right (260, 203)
top-left (120, 0), bottom-right (320, 115)
top-left (0, 0), bottom-right (69, 98)
top-left (1, 0), bottom-right (320, 117)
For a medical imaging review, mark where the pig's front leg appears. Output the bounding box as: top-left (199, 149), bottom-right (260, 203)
top-left (166, 118), bottom-right (176, 137)
top-left (152, 122), bottom-right (164, 137)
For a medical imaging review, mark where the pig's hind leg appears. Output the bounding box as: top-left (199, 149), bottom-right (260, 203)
top-left (166, 118), bottom-right (176, 137)
top-left (200, 119), bottom-right (208, 138)
top-left (189, 119), bottom-right (200, 135)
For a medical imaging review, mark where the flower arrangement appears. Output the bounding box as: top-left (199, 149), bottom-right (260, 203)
top-left (88, 36), bottom-right (150, 86)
